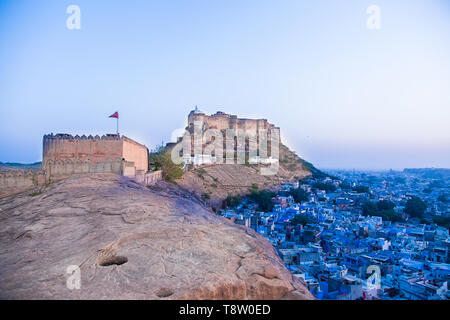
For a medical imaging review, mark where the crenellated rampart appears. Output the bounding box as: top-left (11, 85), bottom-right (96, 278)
top-left (187, 111), bottom-right (279, 133)
top-left (0, 157), bottom-right (162, 198)
top-left (0, 169), bottom-right (47, 198)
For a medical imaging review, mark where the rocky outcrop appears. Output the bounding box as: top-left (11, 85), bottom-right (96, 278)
top-left (0, 173), bottom-right (313, 300)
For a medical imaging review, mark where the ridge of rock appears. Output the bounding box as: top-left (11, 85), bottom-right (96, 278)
top-left (0, 173), bottom-right (313, 300)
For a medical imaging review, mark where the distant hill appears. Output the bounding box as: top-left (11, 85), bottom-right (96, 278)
top-left (0, 162), bottom-right (42, 171)
top-left (404, 168), bottom-right (450, 179)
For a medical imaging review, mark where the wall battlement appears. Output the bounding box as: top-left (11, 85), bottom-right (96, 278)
top-left (181, 110), bottom-right (281, 162)
top-left (0, 133), bottom-right (160, 198)
top-left (0, 158), bottom-right (123, 198)
top-left (187, 110), bottom-right (279, 133)
top-left (0, 168), bottom-right (46, 198)
top-left (0, 158), bottom-right (162, 198)
top-left (0, 169), bottom-right (44, 177)
top-left (43, 133), bottom-right (121, 140)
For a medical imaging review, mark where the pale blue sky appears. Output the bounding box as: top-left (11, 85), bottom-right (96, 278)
top-left (0, 0), bottom-right (449, 169)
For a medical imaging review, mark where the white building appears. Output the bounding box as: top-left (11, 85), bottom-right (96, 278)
top-left (183, 154), bottom-right (217, 167)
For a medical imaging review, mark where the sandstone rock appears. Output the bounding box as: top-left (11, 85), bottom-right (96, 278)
top-left (0, 173), bottom-right (313, 300)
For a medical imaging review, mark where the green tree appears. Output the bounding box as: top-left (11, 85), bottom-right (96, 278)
top-left (433, 216), bottom-right (450, 230)
top-left (289, 187), bottom-right (309, 203)
top-left (249, 184), bottom-right (259, 193)
top-left (312, 182), bottom-right (336, 193)
top-left (201, 192), bottom-right (211, 201)
top-left (223, 194), bottom-right (242, 208)
top-left (377, 200), bottom-right (395, 211)
top-left (290, 214), bottom-right (311, 226)
top-left (353, 185), bottom-right (370, 194)
top-left (437, 194), bottom-right (448, 203)
top-left (362, 200), bottom-right (403, 222)
top-left (150, 146), bottom-right (184, 183)
top-left (362, 201), bottom-right (378, 216)
top-left (249, 189), bottom-right (275, 212)
top-left (404, 196), bottom-right (427, 218)
top-left (377, 209), bottom-right (403, 223)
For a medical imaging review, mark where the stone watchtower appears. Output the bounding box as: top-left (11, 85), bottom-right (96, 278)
top-left (42, 133), bottom-right (149, 176)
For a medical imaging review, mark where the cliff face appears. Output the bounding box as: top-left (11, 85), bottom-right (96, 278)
top-left (0, 173), bottom-right (313, 300)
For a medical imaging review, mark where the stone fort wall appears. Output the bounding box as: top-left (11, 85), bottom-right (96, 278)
top-left (188, 111), bottom-right (278, 133)
top-left (122, 136), bottom-right (149, 173)
top-left (183, 111), bottom-right (280, 160)
top-left (0, 134), bottom-right (157, 198)
top-left (0, 169), bottom-right (47, 198)
top-left (43, 133), bottom-right (148, 172)
top-left (44, 157), bottom-right (123, 177)
top-left (43, 134), bottom-right (122, 168)
top-left (0, 158), bottom-right (124, 198)
top-left (0, 159), bottom-right (162, 198)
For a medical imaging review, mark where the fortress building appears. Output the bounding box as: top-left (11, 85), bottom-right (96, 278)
top-left (180, 108), bottom-right (280, 167)
top-left (187, 109), bottom-right (279, 133)
top-left (43, 133), bottom-right (149, 175)
top-left (1, 133), bottom-right (162, 198)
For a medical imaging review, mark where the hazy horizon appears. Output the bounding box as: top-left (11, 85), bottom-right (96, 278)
top-left (2, 157), bottom-right (449, 172)
top-left (1, 0), bottom-right (449, 170)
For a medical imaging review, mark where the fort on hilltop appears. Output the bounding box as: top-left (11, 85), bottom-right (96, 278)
top-left (178, 108), bottom-right (281, 167)
top-left (187, 108), bottom-right (279, 133)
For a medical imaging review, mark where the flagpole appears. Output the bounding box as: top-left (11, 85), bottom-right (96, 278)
top-left (109, 112), bottom-right (119, 136)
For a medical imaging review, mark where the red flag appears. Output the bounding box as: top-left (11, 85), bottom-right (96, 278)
top-left (109, 112), bottom-right (119, 119)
